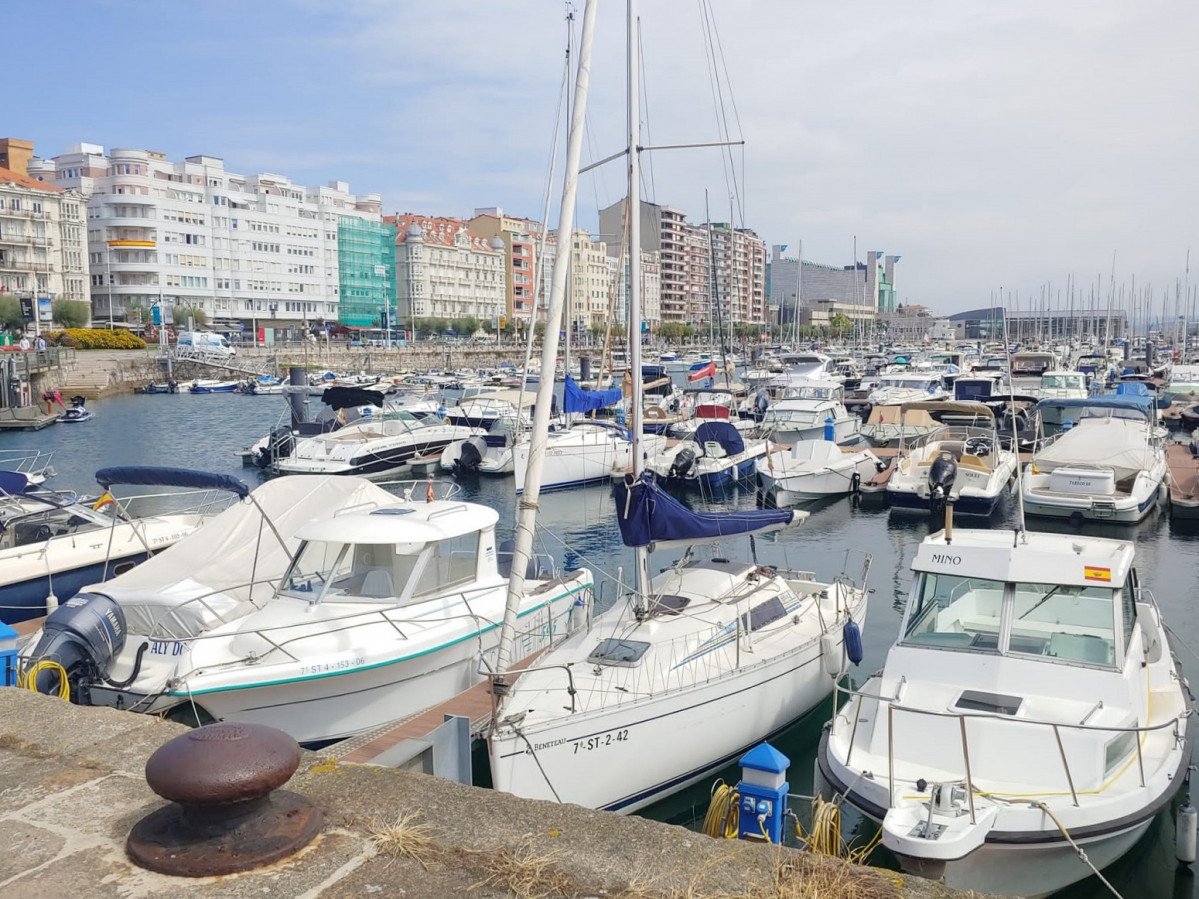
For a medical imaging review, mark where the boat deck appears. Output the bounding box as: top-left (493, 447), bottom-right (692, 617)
top-left (1167, 442), bottom-right (1199, 519)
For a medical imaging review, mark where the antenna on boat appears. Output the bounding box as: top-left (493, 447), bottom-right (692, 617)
top-left (1002, 305), bottom-right (1029, 544)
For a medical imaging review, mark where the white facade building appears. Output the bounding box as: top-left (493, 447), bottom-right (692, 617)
top-left (31, 143), bottom-right (382, 329)
top-left (391, 214), bottom-right (506, 326)
top-left (1, 139), bottom-right (87, 325)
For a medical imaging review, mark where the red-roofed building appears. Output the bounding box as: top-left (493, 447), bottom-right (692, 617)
top-left (0, 138), bottom-right (88, 324)
top-left (387, 213), bottom-right (505, 330)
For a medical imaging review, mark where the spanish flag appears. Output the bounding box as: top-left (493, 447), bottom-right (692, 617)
top-left (92, 491), bottom-right (115, 511)
top-left (426, 481), bottom-right (435, 503)
top-left (1084, 566), bottom-right (1112, 582)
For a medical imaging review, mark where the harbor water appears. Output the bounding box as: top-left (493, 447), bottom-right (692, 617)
top-left (4, 389), bottom-right (1198, 898)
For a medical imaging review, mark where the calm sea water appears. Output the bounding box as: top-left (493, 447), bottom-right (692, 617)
top-left (4, 390), bottom-right (1198, 898)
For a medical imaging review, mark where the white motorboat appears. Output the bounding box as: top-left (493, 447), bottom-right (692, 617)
top-left (887, 401), bottom-right (1017, 517)
top-left (646, 420), bottom-right (768, 489)
top-left (275, 409), bottom-right (477, 478)
top-left (440, 416), bottom-right (522, 475)
top-left (0, 467), bottom-right (240, 625)
top-left (22, 477), bottom-right (594, 745)
top-left (759, 379), bottom-right (861, 445)
top-left (490, 473), bottom-right (869, 812)
top-left (1022, 395), bottom-right (1168, 523)
top-left (666, 389), bottom-right (754, 439)
top-left (756, 440), bottom-right (881, 505)
top-left (818, 525), bottom-right (1194, 898)
top-left (865, 372), bottom-right (949, 410)
top-left (513, 419), bottom-right (665, 492)
top-left (1009, 350), bottom-right (1060, 394)
top-left (1167, 363), bottom-right (1199, 399)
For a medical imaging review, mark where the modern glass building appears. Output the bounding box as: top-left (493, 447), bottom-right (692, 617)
top-left (337, 217), bottom-right (396, 328)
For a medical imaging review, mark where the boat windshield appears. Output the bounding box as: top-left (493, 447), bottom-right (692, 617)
top-left (1041, 374), bottom-right (1084, 390)
top-left (903, 572), bottom-right (1006, 651)
top-left (1010, 582), bottom-right (1116, 665)
top-left (903, 572), bottom-right (1117, 666)
top-left (280, 540), bottom-right (420, 602)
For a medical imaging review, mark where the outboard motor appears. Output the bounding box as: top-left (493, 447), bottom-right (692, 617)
top-left (254, 425), bottom-right (294, 468)
top-left (928, 451), bottom-right (958, 514)
top-left (753, 389), bottom-right (770, 420)
top-left (26, 593), bottom-right (126, 700)
top-left (455, 435), bottom-right (488, 475)
top-left (670, 446), bottom-right (698, 479)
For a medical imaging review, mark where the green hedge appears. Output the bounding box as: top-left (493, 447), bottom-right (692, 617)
top-left (49, 329), bottom-right (147, 350)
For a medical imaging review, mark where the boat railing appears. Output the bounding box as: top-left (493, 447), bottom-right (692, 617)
top-left (158, 571), bottom-right (592, 670)
top-left (116, 486), bottom-right (242, 522)
top-left (832, 678), bottom-right (1190, 820)
top-left (0, 448), bottom-right (56, 481)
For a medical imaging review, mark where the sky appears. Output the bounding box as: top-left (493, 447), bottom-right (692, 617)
top-left (7, 0), bottom-right (1198, 315)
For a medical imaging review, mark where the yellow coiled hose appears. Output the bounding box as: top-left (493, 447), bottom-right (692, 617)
top-left (16, 660), bottom-right (70, 700)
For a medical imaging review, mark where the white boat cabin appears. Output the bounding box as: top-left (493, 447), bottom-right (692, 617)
top-left (279, 501), bottom-right (501, 605)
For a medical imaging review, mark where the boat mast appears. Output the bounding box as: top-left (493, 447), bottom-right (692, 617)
top-left (494, 0), bottom-right (597, 678)
top-left (627, 0), bottom-right (651, 599)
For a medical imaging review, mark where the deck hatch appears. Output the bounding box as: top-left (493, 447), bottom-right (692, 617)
top-left (953, 689), bottom-right (1024, 716)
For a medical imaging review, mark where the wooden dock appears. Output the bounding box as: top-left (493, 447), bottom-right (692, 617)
top-left (336, 649), bottom-right (545, 765)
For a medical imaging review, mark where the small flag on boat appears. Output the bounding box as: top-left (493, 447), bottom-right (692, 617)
top-left (687, 361), bottom-right (717, 382)
top-left (92, 491), bottom-right (115, 511)
top-left (1084, 566), bottom-right (1112, 582)
top-left (426, 481), bottom-right (435, 503)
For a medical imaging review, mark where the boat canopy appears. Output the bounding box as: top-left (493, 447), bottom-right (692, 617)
top-left (321, 386), bottom-right (386, 410)
top-left (1033, 394), bottom-right (1153, 420)
top-left (94, 466), bottom-right (250, 498)
top-left (614, 473), bottom-right (799, 550)
top-left (563, 375), bottom-right (622, 414)
top-left (898, 400), bottom-right (995, 420)
top-left (0, 471), bottom-right (29, 496)
top-left (693, 421), bottom-right (744, 455)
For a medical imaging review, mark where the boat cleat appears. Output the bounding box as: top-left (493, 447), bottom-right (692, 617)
top-left (882, 782), bottom-right (997, 866)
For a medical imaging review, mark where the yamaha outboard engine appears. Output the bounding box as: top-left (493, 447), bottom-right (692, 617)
top-left (670, 446), bottom-right (698, 479)
top-left (254, 425), bottom-right (294, 468)
top-left (753, 389), bottom-right (770, 421)
top-left (26, 593), bottom-right (126, 700)
top-left (455, 435), bottom-right (488, 475)
top-left (928, 451), bottom-right (958, 514)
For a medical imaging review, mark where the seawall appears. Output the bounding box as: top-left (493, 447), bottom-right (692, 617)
top-left (0, 689), bottom-right (987, 898)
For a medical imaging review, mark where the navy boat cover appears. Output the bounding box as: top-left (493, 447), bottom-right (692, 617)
top-left (563, 375), bottom-right (622, 414)
top-left (614, 473), bottom-right (794, 549)
top-left (94, 467), bottom-right (250, 498)
top-left (692, 420), bottom-right (745, 456)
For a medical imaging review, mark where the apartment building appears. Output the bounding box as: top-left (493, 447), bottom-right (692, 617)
top-left (30, 142), bottom-right (384, 329)
top-left (469, 208), bottom-right (541, 328)
top-left (599, 199), bottom-right (704, 324)
top-left (0, 138), bottom-right (87, 328)
top-left (389, 214), bottom-right (506, 326)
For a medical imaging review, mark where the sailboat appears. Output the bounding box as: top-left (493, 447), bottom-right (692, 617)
top-left (487, 0), bottom-right (869, 812)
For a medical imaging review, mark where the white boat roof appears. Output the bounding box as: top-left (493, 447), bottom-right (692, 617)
top-left (913, 528), bottom-right (1135, 588)
top-left (460, 389), bottom-right (535, 408)
top-left (296, 500), bottom-right (497, 544)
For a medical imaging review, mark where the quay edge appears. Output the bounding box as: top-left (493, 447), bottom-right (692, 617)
top-left (0, 689), bottom-right (989, 899)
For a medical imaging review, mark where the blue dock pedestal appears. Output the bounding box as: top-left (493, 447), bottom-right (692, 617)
top-left (737, 742), bottom-right (790, 844)
top-left (0, 621), bottom-right (18, 687)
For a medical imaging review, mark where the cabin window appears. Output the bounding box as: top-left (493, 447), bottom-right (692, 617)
top-left (1104, 730), bottom-right (1137, 776)
top-left (411, 532), bottom-right (480, 598)
top-left (1120, 587), bottom-right (1137, 652)
top-left (282, 540), bottom-right (353, 597)
top-left (902, 573), bottom-right (1006, 652)
top-left (1009, 582), bottom-right (1116, 666)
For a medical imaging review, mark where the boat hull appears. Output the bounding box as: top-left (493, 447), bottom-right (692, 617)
top-left (491, 614), bottom-right (859, 814)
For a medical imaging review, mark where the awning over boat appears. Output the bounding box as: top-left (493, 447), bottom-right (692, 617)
top-left (693, 421), bottom-right (744, 455)
top-left (94, 467), bottom-right (250, 498)
top-left (614, 473), bottom-right (798, 550)
top-left (563, 375), bottom-right (622, 414)
top-left (1033, 394), bottom-right (1152, 421)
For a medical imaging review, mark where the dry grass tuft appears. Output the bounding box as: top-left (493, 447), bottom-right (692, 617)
top-left (469, 837), bottom-right (574, 899)
top-left (366, 810), bottom-right (441, 871)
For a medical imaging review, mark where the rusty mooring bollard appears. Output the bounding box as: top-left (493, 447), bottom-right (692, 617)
top-left (126, 722), bottom-right (322, 876)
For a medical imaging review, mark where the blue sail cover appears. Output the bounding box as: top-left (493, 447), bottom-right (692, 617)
top-left (693, 420), bottom-right (745, 456)
top-left (563, 375), bottom-right (622, 414)
top-left (94, 467), bottom-right (250, 498)
top-left (614, 473), bottom-right (794, 549)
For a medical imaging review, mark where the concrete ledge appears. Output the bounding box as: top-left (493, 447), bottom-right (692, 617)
top-left (0, 690), bottom-right (985, 898)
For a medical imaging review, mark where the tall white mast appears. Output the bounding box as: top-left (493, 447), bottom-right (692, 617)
top-left (494, 0), bottom-right (598, 677)
top-left (627, 0), bottom-right (651, 598)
